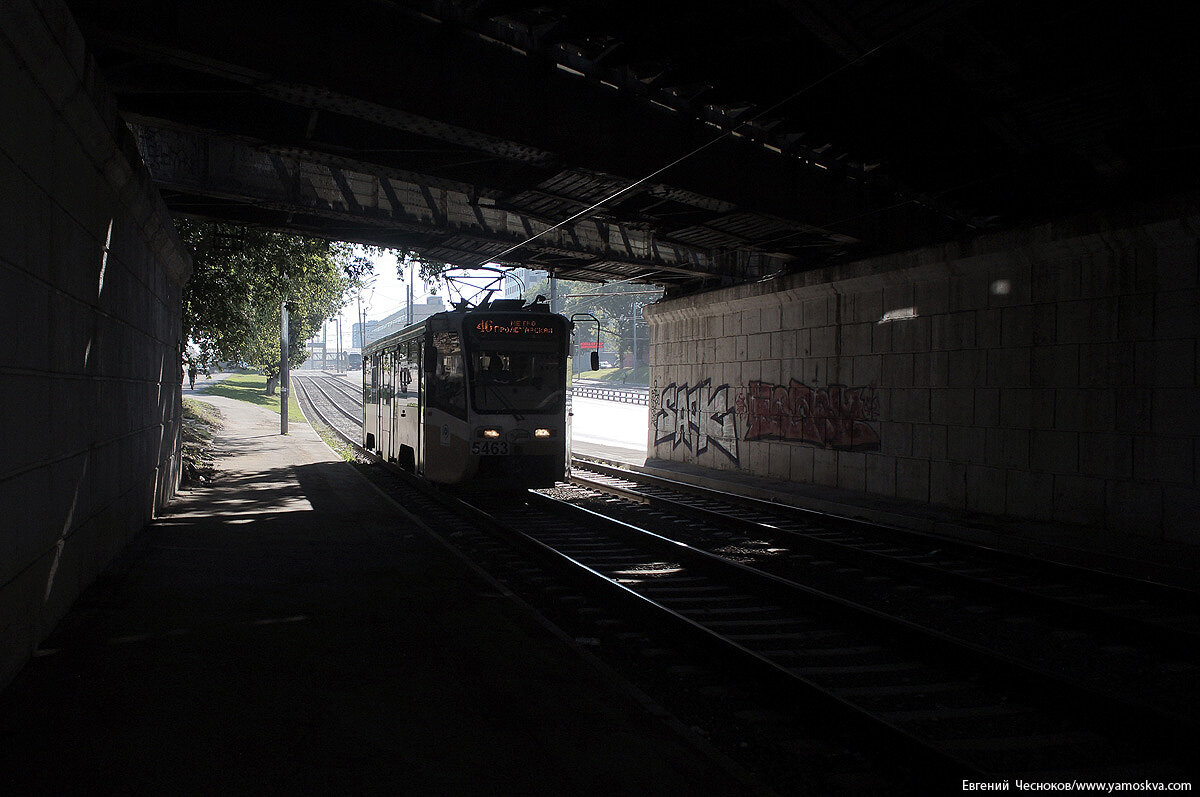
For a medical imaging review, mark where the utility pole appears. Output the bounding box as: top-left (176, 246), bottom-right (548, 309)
top-left (631, 300), bottom-right (645, 376)
top-left (335, 315), bottom-right (342, 373)
top-left (355, 276), bottom-right (375, 351)
top-left (407, 260), bottom-right (415, 326)
top-left (631, 312), bottom-right (636, 373)
top-left (280, 301), bottom-right (289, 435)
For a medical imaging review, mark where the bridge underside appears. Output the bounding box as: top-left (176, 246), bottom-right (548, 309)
top-left (132, 123), bottom-right (801, 289)
top-left (69, 0), bottom-right (1200, 289)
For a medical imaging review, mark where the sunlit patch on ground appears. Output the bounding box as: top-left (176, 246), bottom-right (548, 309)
top-left (613, 562), bottom-right (683, 577)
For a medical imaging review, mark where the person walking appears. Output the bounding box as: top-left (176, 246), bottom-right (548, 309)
top-left (188, 364), bottom-right (197, 390)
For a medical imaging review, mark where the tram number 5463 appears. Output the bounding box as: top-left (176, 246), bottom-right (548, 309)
top-left (470, 440), bottom-right (509, 455)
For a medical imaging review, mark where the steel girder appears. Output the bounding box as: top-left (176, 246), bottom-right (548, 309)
top-left (132, 123), bottom-right (793, 284)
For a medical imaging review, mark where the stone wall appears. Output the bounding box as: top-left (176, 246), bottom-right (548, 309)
top-left (646, 202), bottom-right (1199, 547)
top-left (0, 0), bottom-right (191, 687)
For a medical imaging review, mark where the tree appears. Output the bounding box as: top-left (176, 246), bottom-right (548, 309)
top-left (523, 276), bottom-right (661, 367)
top-left (176, 220), bottom-right (374, 388)
top-left (394, 251), bottom-right (452, 292)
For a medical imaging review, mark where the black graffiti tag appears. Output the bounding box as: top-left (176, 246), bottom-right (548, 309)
top-left (652, 379), bottom-right (739, 464)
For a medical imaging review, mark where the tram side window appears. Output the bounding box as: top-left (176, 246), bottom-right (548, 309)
top-left (397, 339), bottom-right (416, 398)
top-left (390, 350), bottom-right (400, 401)
top-left (382, 352), bottom-right (393, 405)
top-left (426, 331), bottom-right (466, 419)
top-left (370, 356), bottom-right (380, 403)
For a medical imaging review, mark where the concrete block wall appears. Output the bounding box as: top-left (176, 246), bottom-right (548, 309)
top-left (646, 200), bottom-right (1200, 548)
top-left (0, 0), bottom-right (191, 688)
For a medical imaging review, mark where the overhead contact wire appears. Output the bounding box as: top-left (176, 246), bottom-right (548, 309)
top-left (479, 3), bottom-right (956, 268)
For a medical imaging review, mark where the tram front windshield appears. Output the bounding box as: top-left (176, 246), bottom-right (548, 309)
top-left (468, 344), bottom-right (564, 414)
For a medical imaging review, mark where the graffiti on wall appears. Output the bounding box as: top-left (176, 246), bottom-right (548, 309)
top-left (737, 379), bottom-right (881, 451)
top-left (652, 379), bottom-right (740, 464)
top-left (652, 376), bottom-right (883, 464)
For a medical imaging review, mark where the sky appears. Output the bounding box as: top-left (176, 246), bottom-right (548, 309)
top-left (312, 250), bottom-right (438, 351)
top-left (357, 252), bottom-right (427, 323)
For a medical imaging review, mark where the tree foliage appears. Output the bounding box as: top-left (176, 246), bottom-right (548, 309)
top-left (523, 277), bottom-right (661, 364)
top-left (394, 251), bottom-right (452, 292)
top-left (176, 220), bottom-right (374, 378)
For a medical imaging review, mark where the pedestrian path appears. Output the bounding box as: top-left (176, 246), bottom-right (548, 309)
top-left (183, 369), bottom-right (232, 394)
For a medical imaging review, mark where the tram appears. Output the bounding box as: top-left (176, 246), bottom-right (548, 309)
top-left (362, 296), bottom-right (582, 486)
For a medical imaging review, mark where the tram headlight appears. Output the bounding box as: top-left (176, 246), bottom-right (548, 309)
top-left (534, 428), bottom-right (555, 438)
top-left (479, 428), bottom-right (501, 438)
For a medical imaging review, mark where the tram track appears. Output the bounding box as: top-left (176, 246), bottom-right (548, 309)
top-left (567, 459), bottom-right (1200, 651)
top-left (293, 374), bottom-right (917, 788)
top-left (509, 488), bottom-right (1191, 778)
top-left (297, 372), bottom-right (363, 407)
top-left (290, 373), bottom-right (1196, 783)
top-left (292, 373), bottom-right (366, 451)
top-left (309, 372), bottom-right (363, 406)
top-left (569, 458), bottom-right (1200, 611)
top-left (568, 458), bottom-right (1200, 667)
top-left (563, 460), bottom-right (1200, 746)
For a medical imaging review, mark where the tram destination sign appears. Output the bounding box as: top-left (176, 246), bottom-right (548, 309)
top-left (473, 317), bottom-right (558, 337)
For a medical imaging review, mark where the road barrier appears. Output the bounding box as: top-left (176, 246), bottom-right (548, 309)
top-left (571, 385), bottom-right (649, 406)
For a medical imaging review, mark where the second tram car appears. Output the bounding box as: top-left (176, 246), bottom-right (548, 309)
top-left (362, 297), bottom-right (575, 486)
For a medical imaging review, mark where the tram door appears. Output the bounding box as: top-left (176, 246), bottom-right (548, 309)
top-left (398, 348), bottom-right (412, 460)
top-left (413, 338), bottom-right (423, 470)
top-left (377, 355), bottom-right (384, 452)
top-left (391, 344), bottom-right (419, 467)
top-left (379, 351), bottom-right (393, 458)
top-left (421, 328), bottom-right (471, 482)
top-left (369, 355), bottom-right (383, 452)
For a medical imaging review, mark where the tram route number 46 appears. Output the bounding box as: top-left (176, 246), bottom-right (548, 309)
top-left (470, 440), bottom-right (509, 455)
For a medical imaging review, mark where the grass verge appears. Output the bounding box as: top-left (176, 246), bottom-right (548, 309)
top-left (201, 372), bottom-right (305, 424)
top-left (311, 424), bottom-right (360, 463)
top-left (181, 398), bottom-right (224, 485)
top-left (574, 365), bottom-right (649, 385)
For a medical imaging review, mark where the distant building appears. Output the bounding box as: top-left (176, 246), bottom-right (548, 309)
top-left (360, 296), bottom-right (446, 345)
top-left (351, 321), bottom-right (378, 349)
top-left (505, 268), bottom-right (541, 299)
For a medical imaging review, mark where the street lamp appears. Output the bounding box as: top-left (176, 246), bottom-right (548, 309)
top-left (280, 300), bottom-right (289, 434)
top-left (630, 300), bottom-right (647, 374)
top-left (356, 276), bottom-right (376, 350)
top-left (333, 314), bottom-right (343, 373)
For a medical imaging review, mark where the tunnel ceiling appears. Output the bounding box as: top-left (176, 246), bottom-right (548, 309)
top-left (67, 0), bottom-right (1200, 291)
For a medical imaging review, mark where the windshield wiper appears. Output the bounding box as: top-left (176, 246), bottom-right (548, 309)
top-left (480, 380), bottom-right (524, 421)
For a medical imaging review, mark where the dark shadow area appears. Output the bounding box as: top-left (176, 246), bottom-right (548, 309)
top-left (0, 462), bottom-right (744, 794)
top-left (638, 457), bottom-right (1200, 589)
